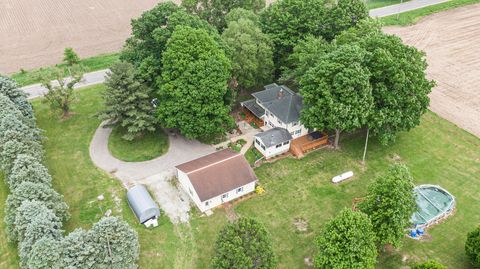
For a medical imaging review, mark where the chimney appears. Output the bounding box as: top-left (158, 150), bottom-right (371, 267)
top-left (277, 88), bottom-right (284, 99)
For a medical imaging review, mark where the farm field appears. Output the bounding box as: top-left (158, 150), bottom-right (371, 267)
top-left (384, 3), bottom-right (480, 138)
top-left (1, 84), bottom-right (479, 268)
top-left (0, 0), bottom-right (178, 74)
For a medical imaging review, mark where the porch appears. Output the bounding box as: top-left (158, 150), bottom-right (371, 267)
top-left (241, 99), bottom-right (265, 127)
top-left (290, 131), bottom-right (329, 158)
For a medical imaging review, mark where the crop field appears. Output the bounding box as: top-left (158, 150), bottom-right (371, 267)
top-left (384, 3), bottom-right (480, 138)
top-left (0, 0), bottom-right (178, 74)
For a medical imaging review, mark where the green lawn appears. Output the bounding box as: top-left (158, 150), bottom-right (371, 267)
top-left (0, 84), bottom-right (478, 268)
top-left (367, 0), bottom-right (407, 9)
top-left (108, 127), bottom-right (169, 162)
top-left (381, 0), bottom-right (480, 25)
top-left (9, 53), bottom-right (119, 87)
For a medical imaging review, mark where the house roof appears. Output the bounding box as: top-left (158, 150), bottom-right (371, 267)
top-left (241, 99), bottom-right (265, 119)
top-left (176, 149), bottom-right (257, 202)
top-left (251, 84), bottom-right (303, 124)
top-left (255, 127), bottom-right (293, 147)
top-left (127, 185), bottom-right (160, 224)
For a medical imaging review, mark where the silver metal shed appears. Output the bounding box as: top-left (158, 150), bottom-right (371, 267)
top-left (127, 185), bottom-right (160, 224)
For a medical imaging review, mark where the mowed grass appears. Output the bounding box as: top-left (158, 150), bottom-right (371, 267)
top-left (108, 127), bottom-right (169, 162)
top-left (9, 53), bottom-right (119, 87)
top-left (381, 0), bottom-right (480, 25)
top-left (367, 0), bottom-right (408, 9)
top-left (0, 84), bottom-right (478, 268)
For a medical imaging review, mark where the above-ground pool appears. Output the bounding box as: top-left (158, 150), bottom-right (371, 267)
top-left (411, 184), bottom-right (455, 228)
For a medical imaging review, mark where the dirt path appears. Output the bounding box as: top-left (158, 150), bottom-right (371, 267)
top-left (384, 4), bottom-right (480, 137)
top-left (0, 0), bottom-right (179, 74)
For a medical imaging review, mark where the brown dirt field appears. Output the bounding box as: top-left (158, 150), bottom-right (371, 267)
top-left (384, 4), bottom-right (480, 138)
top-left (0, 0), bottom-right (180, 74)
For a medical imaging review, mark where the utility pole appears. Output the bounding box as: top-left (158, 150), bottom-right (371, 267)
top-left (362, 128), bottom-right (369, 164)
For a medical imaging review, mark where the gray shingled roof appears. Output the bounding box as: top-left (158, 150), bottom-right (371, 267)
top-left (251, 84), bottom-right (303, 124)
top-left (255, 127), bottom-right (293, 147)
top-left (241, 99), bottom-right (265, 118)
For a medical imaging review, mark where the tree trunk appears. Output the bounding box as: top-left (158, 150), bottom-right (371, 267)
top-left (334, 129), bottom-right (341, 149)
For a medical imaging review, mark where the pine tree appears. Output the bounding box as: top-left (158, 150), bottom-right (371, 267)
top-left (99, 62), bottom-right (157, 141)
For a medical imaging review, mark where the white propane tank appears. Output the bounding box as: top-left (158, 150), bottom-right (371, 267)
top-left (332, 171), bottom-right (354, 183)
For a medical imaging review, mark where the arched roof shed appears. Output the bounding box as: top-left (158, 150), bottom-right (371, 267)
top-left (127, 185), bottom-right (160, 224)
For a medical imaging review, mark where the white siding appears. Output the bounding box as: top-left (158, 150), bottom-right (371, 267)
top-left (254, 138), bottom-right (291, 159)
top-left (285, 121), bottom-right (309, 139)
top-left (177, 170), bottom-right (256, 213)
top-left (262, 108), bottom-right (309, 139)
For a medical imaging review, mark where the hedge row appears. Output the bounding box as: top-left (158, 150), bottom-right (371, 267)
top-left (0, 75), bottom-right (140, 269)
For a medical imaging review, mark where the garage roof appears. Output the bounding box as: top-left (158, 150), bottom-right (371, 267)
top-left (176, 149), bottom-right (257, 202)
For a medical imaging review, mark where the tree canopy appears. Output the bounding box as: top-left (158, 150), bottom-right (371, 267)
top-left (182, 0), bottom-right (266, 31)
top-left (315, 208), bottom-right (377, 269)
top-left (211, 218), bottom-right (277, 269)
top-left (465, 225), bottom-right (480, 267)
top-left (222, 11), bottom-right (274, 90)
top-left (359, 164), bottom-right (417, 247)
top-left (158, 26), bottom-right (234, 141)
top-left (299, 44), bottom-right (373, 148)
top-left (121, 3), bottom-right (220, 86)
top-left (336, 19), bottom-right (435, 145)
top-left (260, 0), bottom-right (327, 69)
top-left (99, 62), bottom-right (157, 141)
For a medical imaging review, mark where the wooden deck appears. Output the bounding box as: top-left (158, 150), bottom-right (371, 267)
top-left (290, 132), bottom-right (329, 158)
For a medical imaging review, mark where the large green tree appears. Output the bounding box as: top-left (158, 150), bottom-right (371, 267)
top-left (321, 0), bottom-right (368, 41)
top-left (359, 164), bottom-right (417, 248)
top-left (260, 0), bottom-right (327, 69)
top-left (315, 208), bottom-right (377, 269)
top-left (99, 62), bottom-right (157, 141)
top-left (158, 26), bottom-right (234, 141)
top-left (182, 0), bottom-right (265, 31)
top-left (299, 44), bottom-right (373, 148)
top-left (465, 225), bottom-right (480, 267)
top-left (336, 19), bottom-right (435, 145)
top-left (222, 10), bottom-right (274, 90)
top-left (211, 218), bottom-right (277, 269)
top-left (121, 3), bottom-right (220, 85)
top-left (282, 35), bottom-right (332, 86)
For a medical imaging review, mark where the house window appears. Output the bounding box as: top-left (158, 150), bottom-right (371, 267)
top-left (277, 118), bottom-right (283, 125)
top-left (261, 144), bottom-right (266, 150)
top-left (189, 188), bottom-right (193, 196)
top-left (222, 193), bottom-right (229, 199)
top-left (275, 143), bottom-right (282, 148)
top-left (283, 141), bottom-right (290, 145)
top-left (205, 201), bottom-right (210, 206)
top-left (295, 129), bottom-right (302, 135)
top-left (292, 122), bottom-right (298, 127)
top-left (236, 187), bottom-right (243, 193)
top-left (290, 131), bottom-right (294, 135)
top-left (255, 139), bottom-right (260, 145)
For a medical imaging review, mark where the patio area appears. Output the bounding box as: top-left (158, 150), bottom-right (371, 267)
top-left (290, 131), bottom-right (329, 158)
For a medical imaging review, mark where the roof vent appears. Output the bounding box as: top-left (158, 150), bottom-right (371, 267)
top-left (277, 88), bottom-right (284, 99)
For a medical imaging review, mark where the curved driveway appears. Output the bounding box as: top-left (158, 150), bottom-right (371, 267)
top-left (89, 122), bottom-right (215, 184)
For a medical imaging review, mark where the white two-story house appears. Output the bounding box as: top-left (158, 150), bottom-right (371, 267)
top-left (241, 84), bottom-right (313, 158)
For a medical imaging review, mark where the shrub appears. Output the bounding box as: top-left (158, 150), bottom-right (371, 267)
top-left (5, 181), bottom-right (69, 240)
top-left (0, 75), bottom-right (34, 121)
top-left (89, 217), bottom-right (140, 269)
top-left (412, 260), bottom-right (447, 269)
top-left (7, 154), bottom-right (52, 189)
top-left (13, 200), bottom-right (62, 244)
top-left (27, 236), bottom-right (63, 269)
top-left (466, 226), bottom-right (480, 267)
top-left (60, 228), bottom-right (98, 269)
top-left (0, 139), bottom-right (43, 172)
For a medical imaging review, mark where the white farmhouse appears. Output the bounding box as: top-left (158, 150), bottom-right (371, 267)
top-left (241, 83), bottom-right (309, 139)
top-left (176, 149), bottom-right (257, 213)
